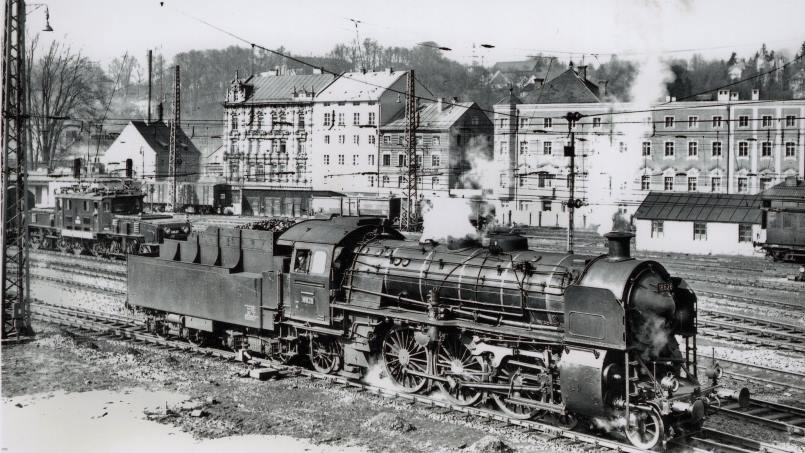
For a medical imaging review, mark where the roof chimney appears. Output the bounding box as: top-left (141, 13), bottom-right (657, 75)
top-left (598, 80), bottom-right (608, 96)
top-left (437, 97), bottom-right (443, 111)
top-left (752, 89), bottom-right (760, 101)
top-left (604, 231), bottom-right (634, 261)
top-left (157, 102), bottom-right (164, 123)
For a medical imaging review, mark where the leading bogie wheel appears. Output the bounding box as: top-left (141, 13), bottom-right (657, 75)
top-left (310, 335), bottom-right (342, 374)
top-left (624, 407), bottom-right (664, 450)
top-left (381, 327), bottom-right (429, 393)
top-left (433, 335), bottom-right (485, 406)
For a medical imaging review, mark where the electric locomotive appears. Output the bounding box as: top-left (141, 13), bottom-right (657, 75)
top-left (127, 216), bottom-right (741, 449)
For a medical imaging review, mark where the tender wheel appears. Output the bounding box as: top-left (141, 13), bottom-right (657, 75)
top-left (186, 329), bottom-right (208, 347)
top-left (381, 327), bottom-right (429, 393)
top-left (491, 360), bottom-right (549, 419)
top-left (109, 240), bottom-right (122, 255)
top-left (310, 335), bottom-right (342, 374)
top-left (90, 241), bottom-right (107, 257)
top-left (30, 234), bottom-right (42, 249)
top-left (433, 335), bottom-right (485, 406)
top-left (125, 239), bottom-right (140, 255)
top-left (554, 413), bottom-right (578, 430)
top-left (57, 237), bottom-right (70, 254)
top-left (624, 407), bottom-right (664, 450)
top-left (41, 237), bottom-right (52, 250)
top-left (71, 241), bottom-right (84, 255)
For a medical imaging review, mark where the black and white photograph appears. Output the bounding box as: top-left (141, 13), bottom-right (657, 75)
top-left (2, 0), bottom-right (805, 451)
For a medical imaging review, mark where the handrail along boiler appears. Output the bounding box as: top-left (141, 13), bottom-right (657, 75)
top-left (127, 216), bottom-right (735, 449)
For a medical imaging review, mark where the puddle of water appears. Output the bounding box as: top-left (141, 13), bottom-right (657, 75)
top-left (1, 387), bottom-right (366, 453)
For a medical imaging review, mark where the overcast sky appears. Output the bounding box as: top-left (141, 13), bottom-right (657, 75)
top-left (32, 0), bottom-right (805, 67)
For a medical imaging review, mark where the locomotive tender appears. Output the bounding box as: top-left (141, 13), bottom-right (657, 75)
top-left (128, 216), bottom-right (731, 449)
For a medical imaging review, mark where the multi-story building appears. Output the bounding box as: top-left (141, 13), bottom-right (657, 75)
top-left (642, 89), bottom-right (805, 195)
top-left (377, 98), bottom-right (493, 197)
top-left (311, 69), bottom-right (431, 195)
top-left (222, 69), bottom-right (336, 215)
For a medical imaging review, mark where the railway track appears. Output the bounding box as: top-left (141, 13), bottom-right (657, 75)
top-left (697, 290), bottom-right (804, 312)
top-left (698, 309), bottom-right (805, 353)
top-left (27, 300), bottom-right (786, 453)
top-left (711, 357), bottom-right (805, 393)
top-left (717, 398), bottom-right (805, 437)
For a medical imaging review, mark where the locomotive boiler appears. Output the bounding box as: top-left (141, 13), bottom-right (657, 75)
top-left (127, 216), bottom-right (734, 449)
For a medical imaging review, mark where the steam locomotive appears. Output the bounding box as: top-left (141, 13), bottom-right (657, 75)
top-left (127, 216), bottom-right (735, 449)
top-left (28, 184), bottom-right (190, 257)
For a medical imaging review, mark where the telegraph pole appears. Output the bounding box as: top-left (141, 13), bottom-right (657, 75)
top-left (167, 65), bottom-right (180, 212)
top-left (401, 70), bottom-right (419, 231)
top-left (1, 0), bottom-right (33, 340)
top-left (564, 112), bottom-right (583, 254)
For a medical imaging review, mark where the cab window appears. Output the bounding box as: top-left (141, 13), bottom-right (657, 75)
top-left (111, 198), bottom-right (139, 214)
top-left (293, 249), bottom-right (327, 275)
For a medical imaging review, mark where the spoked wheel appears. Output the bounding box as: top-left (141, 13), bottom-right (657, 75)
top-left (57, 238), bottom-right (70, 254)
top-left (90, 241), bottom-right (107, 257)
top-left (381, 327), bottom-right (430, 393)
top-left (139, 244), bottom-right (153, 256)
top-left (624, 407), bottom-right (664, 450)
top-left (71, 241), bottom-right (84, 256)
top-left (109, 240), bottom-right (122, 256)
top-left (433, 335), bottom-right (486, 406)
top-left (186, 329), bottom-right (208, 347)
top-left (310, 335), bottom-right (343, 374)
top-left (30, 234), bottom-right (42, 250)
top-left (41, 237), bottom-right (53, 250)
top-left (554, 413), bottom-right (578, 430)
top-left (125, 239), bottom-right (140, 256)
top-left (491, 360), bottom-right (549, 420)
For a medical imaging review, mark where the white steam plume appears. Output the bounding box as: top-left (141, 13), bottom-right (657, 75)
top-left (420, 197), bottom-right (479, 243)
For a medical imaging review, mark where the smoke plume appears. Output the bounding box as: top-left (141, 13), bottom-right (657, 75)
top-left (420, 197), bottom-right (479, 243)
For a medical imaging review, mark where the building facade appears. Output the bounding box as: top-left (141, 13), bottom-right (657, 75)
top-left (222, 70), bottom-right (336, 215)
top-left (310, 69), bottom-right (432, 195)
top-left (378, 99), bottom-right (493, 198)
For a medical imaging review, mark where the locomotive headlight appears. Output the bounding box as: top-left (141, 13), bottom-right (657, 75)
top-left (660, 374), bottom-right (679, 392)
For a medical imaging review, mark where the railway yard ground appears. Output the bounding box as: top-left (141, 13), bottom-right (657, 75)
top-left (4, 226), bottom-right (805, 452)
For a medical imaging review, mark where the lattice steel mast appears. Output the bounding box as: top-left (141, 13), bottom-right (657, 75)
top-left (167, 65), bottom-right (180, 212)
top-left (400, 70), bottom-right (419, 231)
top-left (1, 0), bottom-right (32, 339)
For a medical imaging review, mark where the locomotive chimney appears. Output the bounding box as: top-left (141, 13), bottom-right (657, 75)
top-left (604, 231), bottom-right (634, 261)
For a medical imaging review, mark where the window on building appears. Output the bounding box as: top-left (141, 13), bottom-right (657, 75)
top-left (688, 116), bottom-right (699, 128)
top-left (712, 115), bottom-right (723, 128)
top-left (397, 175), bottom-right (403, 187)
top-left (383, 135), bottom-right (390, 145)
top-left (230, 113), bottom-right (238, 130)
top-left (337, 113), bottom-right (345, 126)
top-left (432, 136), bottom-right (440, 146)
top-left (338, 135), bottom-right (345, 144)
top-left (431, 176), bottom-right (438, 188)
top-left (738, 141), bottom-right (749, 157)
top-left (785, 115), bottom-right (796, 127)
top-left (323, 155), bottom-right (330, 165)
top-left (762, 115), bottom-right (772, 127)
top-left (537, 173), bottom-right (547, 188)
top-left (368, 135), bottom-right (376, 145)
top-left (688, 141), bottom-right (698, 157)
top-left (324, 135), bottom-right (330, 144)
top-left (519, 117), bottom-right (528, 128)
top-left (499, 174), bottom-right (506, 188)
top-left (353, 135), bottom-right (360, 145)
top-left (664, 176), bottom-right (674, 190)
top-left (432, 155), bottom-right (440, 167)
top-left (456, 135), bottom-right (462, 146)
top-left (712, 141), bottom-right (722, 157)
top-left (543, 141), bottom-right (552, 155)
top-left (738, 115), bottom-right (749, 127)
top-left (382, 154), bottom-right (391, 166)
top-left (500, 141), bottom-right (508, 154)
top-left (693, 222), bottom-right (707, 240)
top-left (760, 177), bottom-right (773, 189)
top-left (520, 141), bottom-right (528, 154)
top-left (786, 142), bottom-right (795, 157)
top-left (542, 200), bottom-right (551, 211)
top-left (761, 141), bottom-right (772, 157)
top-left (471, 116), bottom-right (479, 126)
top-left (368, 155), bottom-right (375, 166)
top-left (664, 142), bottom-right (674, 157)
top-left (369, 175), bottom-right (374, 187)
top-left (641, 175), bottom-right (650, 190)
top-left (593, 117), bottom-right (601, 128)
top-left (368, 112), bottom-right (376, 125)
top-left (499, 118), bottom-right (509, 129)
top-left (664, 116), bottom-right (675, 128)
top-left (738, 177), bottom-right (748, 193)
top-left (519, 176), bottom-right (525, 187)
top-left (352, 155), bottom-right (358, 165)
top-left (688, 177), bottom-right (697, 191)
top-left (543, 118), bottom-right (552, 129)
top-left (338, 154), bottom-right (344, 165)
top-left (518, 200), bottom-right (529, 211)
top-left (711, 177), bottom-right (721, 192)
top-left (619, 142), bottom-right (627, 153)
top-left (323, 112), bottom-right (332, 126)
top-left (382, 175), bottom-right (389, 186)
top-left (651, 220), bottom-right (664, 238)
top-left (353, 112), bottom-right (360, 125)
top-left (642, 141), bottom-right (651, 156)
top-left (398, 154), bottom-right (405, 167)
top-left (298, 112), bottom-right (305, 128)
top-left (738, 224), bottom-right (753, 243)
top-left (397, 135), bottom-right (404, 146)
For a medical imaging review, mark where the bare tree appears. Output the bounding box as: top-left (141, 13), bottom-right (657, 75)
top-left (27, 38), bottom-right (107, 169)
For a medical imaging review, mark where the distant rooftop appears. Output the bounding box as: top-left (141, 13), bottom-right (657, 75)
top-left (236, 73), bottom-right (336, 104)
top-left (761, 178), bottom-right (805, 201)
top-left (381, 100), bottom-right (481, 131)
top-left (316, 70), bottom-right (407, 103)
top-left (635, 192), bottom-right (761, 224)
top-left (519, 68), bottom-right (601, 104)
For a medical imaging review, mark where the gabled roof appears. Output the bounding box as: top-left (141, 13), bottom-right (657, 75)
top-left (129, 121), bottom-right (200, 155)
top-left (761, 178), bottom-right (805, 201)
top-left (242, 73), bottom-right (336, 103)
top-left (496, 89), bottom-right (523, 105)
top-left (634, 192), bottom-right (761, 224)
top-left (521, 68), bottom-right (601, 104)
top-left (315, 70), bottom-right (407, 102)
top-left (380, 101), bottom-right (483, 131)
